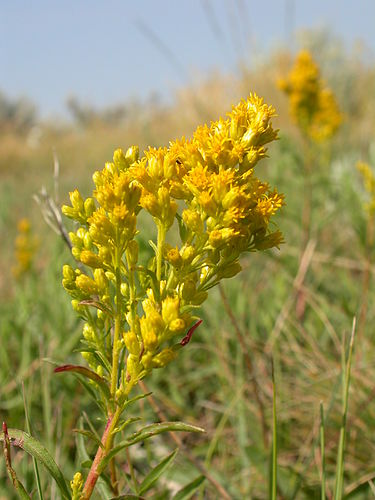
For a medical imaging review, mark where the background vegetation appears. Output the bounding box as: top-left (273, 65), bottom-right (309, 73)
top-left (1, 31), bottom-right (375, 498)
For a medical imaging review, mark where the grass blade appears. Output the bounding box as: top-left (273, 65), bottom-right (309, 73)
top-left (270, 358), bottom-right (277, 500)
top-left (320, 401), bottom-right (326, 500)
top-left (22, 383), bottom-right (44, 500)
top-left (333, 318), bottom-right (356, 500)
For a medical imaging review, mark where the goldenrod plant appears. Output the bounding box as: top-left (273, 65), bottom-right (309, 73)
top-left (279, 50), bottom-right (343, 254)
top-left (2, 94), bottom-right (283, 499)
top-left (278, 50), bottom-right (342, 143)
top-left (12, 218), bottom-right (39, 278)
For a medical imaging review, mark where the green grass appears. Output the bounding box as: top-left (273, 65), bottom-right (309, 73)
top-left (1, 40), bottom-right (375, 498)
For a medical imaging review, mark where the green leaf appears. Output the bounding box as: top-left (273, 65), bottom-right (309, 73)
top-left (139, 448), bottom-right (178, 495)
top-left (173, 475), bottom-right (206, 500)
top-left (0, 428), bottom-right (70, 499)
top-left (72, 428), bottom-right (104, 449)
top-left (175, 213), bottom-right (188, 243)
top-left (98, 422), bottom-right (205, 474)
top-left (22, 383), bottom-right (43, 500)
top-left (54, 364), bottom-right (111, 400)
top-left (14, 479), bottom-right (31, 500)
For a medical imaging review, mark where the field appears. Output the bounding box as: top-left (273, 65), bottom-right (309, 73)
top-left (1, 35), bottom-right (375, 499)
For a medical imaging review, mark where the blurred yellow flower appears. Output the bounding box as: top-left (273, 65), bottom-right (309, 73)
top-left (279, 50), bottom-right (343, 141)
top-left (12, 218), bottom-right (39, 278)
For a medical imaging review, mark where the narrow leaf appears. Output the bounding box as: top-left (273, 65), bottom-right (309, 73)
top-left (320, 402), bottom-right (326, 500)
top-left (334, 318), bottom-right (356, 500)
top-left (139, 448), bottom-right (178, 494)
top-left (22, 383), bottom-right (44, 500)
top-left (0, 428), bottom-right (70, 499)
top-left (270, 359), bottom-right (277, 500)
top-left (98, 422), bottom-right (204, 474)
top-left (54, 364), bottom-right (110, 400)
top-left (173, 475), bottom-right (206, 500)
top-left (72, 429), bottom-right (104, 449)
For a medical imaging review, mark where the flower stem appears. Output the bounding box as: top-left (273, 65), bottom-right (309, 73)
top-left (156, 223), bottom-right (166, 282)
top-left (81, 405), bottom-right (122, 499)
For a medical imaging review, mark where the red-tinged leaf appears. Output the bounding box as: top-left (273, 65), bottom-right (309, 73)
top-left (54, 364), bottom-right (110, 400)
top-left (181, 319), bottom-right (203, 346)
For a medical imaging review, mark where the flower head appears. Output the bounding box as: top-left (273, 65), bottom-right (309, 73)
top-left (62, 94), bottom-right (284, 397)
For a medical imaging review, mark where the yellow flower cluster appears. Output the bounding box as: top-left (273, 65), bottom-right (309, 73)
top-left (62, 94), bottom-right (284, 399)
top-left (12, 218), bottom-right (38, 278)
top-left (279, 50), bottom-right (342, 142)
top-left (357, 161), bottom-right (375, 214)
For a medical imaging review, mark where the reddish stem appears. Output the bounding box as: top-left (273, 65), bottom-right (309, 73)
top-left (81, 415), bottom-right (114, 499)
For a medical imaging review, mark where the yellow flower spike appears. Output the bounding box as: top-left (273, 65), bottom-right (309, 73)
top-left (13, 218), bottom-right (39, 278)
top-left (70, 471), bottom-right (84, 500)
top-left (279, 50), bottom-right (342, 141)
top-left (62, 92), bottom-right (283, 413)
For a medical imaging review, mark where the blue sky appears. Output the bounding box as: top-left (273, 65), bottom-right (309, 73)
top-left (1, 0), bottom-right (374, 117)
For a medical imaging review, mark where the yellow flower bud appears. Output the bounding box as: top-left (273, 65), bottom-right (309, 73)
top-left (162, 296), bottom-right (180, 324)
top-left (113, 148), bottom-right (128, 170)
top-left (181, 245), bottom-right (195, 264)
top-left (125, 145), bottom-right (139, 164)
top-left (166, 247), bottom-right (182, 268)
top-left (80, 250), bottom-right (102, 268)
top-left (83, 232), bottom-right (92, 249)
top-left (72, 247), bottom-right (81, 260)
top-left (62, 264), bottom-right (75, 281)
top-left (169, 318), bottom-right (185, 333)
top-left (76, 274), bottom-right (100, 295)
top-left (83, 323), bottom-right (95, 341)
top-left (182, 209), bottom-right (203, 233)
top-left (140, 318), bottom-right (158, 351)
top-left (69, 189), bottom-right (84, 211)
top-left (126, 354), bottom-right (142, 382)
top-left (208, 229), bottom-right (223, 248)
top-left (84, 197), bottom-right (96, 218)
top-left (94, 268), bottom-right (107, 290)
top-left (123, 330), bottom-right (141, 356)
top-left (151, 348), bottom-right (177, 368)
